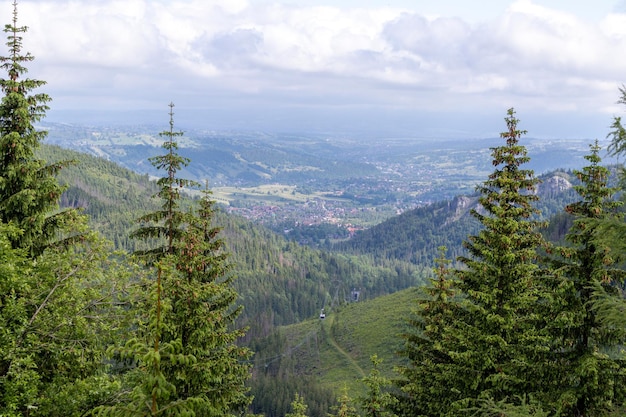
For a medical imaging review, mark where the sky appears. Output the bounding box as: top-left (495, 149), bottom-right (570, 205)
top-left (5, 0), bottom-right (626, 139)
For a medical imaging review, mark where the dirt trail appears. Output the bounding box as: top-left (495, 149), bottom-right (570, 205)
top-left (322, 314), bottom-right (365, 378)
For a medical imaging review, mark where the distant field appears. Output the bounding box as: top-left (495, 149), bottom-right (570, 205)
top-left (44, 122), bottom-right (618, 231)
top-left (213, 185), bottom-right (299, 205)
top-left (213, 184), bottom-right (350, 206)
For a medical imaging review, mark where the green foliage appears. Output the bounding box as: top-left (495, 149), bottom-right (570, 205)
top-left (329, 386), bottom-right (360, 417)
top-left (0, 220), bottom-right (137, 416)
top-left (394, 247), bottom-right (465, 416)
top-left (130, 103), bottom-right (199, 260)
top-left (335, 171), bottom-right (579, 269)
top-left (599, 84), bottom-right (626, 256)
top-left (93, 261), bottom-right (204, 417)
top-left (0, 223), bottom-right (32, 416)
top-left (467, 396), bottom-right (550, 417)
top-left (358, 355), bottom-right (397, 417)
top-left (248, 289), bottom-right (415, 416)
top-left (608, 107), bottom-right (626, 155)
top-left (0, 1), bottom-right (77, 255)
top-left (248, 372), bottom-right (335, 417)
top-left (0, 4), bottom-right (132, 415)
top-left (542, 141), bottom-right (626, 415)
top-left (222, 216), bottom-right (426, 339)
top-left (38, 143), bottom-right (163, 254)
top-left (102, 104), bottom-right (251, 416)
top-left (335, 197), bottom-right (481, 266)
top-left (395, 109), bottom-right (552, 416)
top-left (13, 1), bottom-right (626, 415)
top-left (164, 183), bottom-right (252, 414)
top-left (395, 113), bottom-right (626, 417)
top-left (451, 109), bottom-right (549, 406)
top-left (287, 393), bottom-right (309, 417)
top-left (45, 143), bottom-right (425, 336)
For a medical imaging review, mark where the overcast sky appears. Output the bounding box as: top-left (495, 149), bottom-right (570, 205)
top-left (5, 0), bottom-right (626, 138)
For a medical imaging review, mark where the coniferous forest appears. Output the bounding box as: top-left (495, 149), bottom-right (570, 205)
top-left (3, 2), bottom-right (626, 417)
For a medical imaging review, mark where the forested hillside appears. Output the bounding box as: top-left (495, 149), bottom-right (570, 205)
top-left (38, 139), bottom-right (626, 417)
top-left (5, 3), bottom-right (626, 416)
top-left (39, 144), bottom-right (427, 341)
top-left (41, 143), bottom-right (600, 337)
top-left (248, 289), bottom-right (415, 417)
top-left (40, 142), bottom-right (612, 417)
top-left (42, 142), bottom-right (594, 336)
top-left (335, 170), bottom-right (580, 265)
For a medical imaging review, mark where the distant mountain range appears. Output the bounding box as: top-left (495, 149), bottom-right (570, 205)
top-left (42, 121), bottom-right (613, 189)
top-left (41, 122), bottom-right (614, 243)
top-left (39, 134), bottom-right (609, 417)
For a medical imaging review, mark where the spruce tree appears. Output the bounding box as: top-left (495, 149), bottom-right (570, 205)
top-left (394, 247), bottom-right (466, 416)
top-left (359, 355), bottom-right (397, 417)
top-left (453, 108), bottom-right (548, 408)
top-left (329, 386), bottom-right (359, 417)
top-left (544, 141), bottom-right (626, 415)
top-left (0, 3), bottom-right (130, 415)
top-left (116, 104), bottom-right (250, 415)
top-left (468, 396), bottom-right (550, 417)
top-left (129, 103), bottom-right (198, 259)
top-left (163, 181), bottom-right (251, 414)
top-left (0, 0), bottom-right (77, 255)
top-left (93, 260), bottom-right (201, 417)
top-left (607, 85), bottom-right (626, 175)
top-left (286, 393), bottom-right (309, 417)
top-left (0, 221), bottom-right (138, 416)
top-left (0, 222), bottom-right (34, 415)
top-left (401, 109), bottom-right (550, 415)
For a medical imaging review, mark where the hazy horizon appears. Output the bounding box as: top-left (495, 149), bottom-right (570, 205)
top-left (9, 0), bottom-right (626, 140)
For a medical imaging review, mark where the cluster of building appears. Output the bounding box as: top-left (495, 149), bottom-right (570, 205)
top-left (225, 197), bottom-right (375, 232)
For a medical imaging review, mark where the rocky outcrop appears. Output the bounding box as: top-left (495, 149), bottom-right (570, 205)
top-left (442, 173), bottom-right (573, 226)
top-left (536, 174), bottom-right (573, 197)
top-left (446, 195), bottom-right (479, 224)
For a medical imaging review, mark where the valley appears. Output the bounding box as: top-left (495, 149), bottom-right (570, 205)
top-left (42, 121), bottom-right (613, 243)
top-left (4, 0), bottom-right (626, 414)
top-left (37, 122), bottom-right (620, 417)
top-left (38, 130), bottom-right (621, 417)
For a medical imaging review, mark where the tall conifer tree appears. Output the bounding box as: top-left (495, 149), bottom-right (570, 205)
top-left (397, 109), bottom-right (550, 416)
top-left (359, 355), bottom-right (397, 417)
top-left (162, 181), bottom-right (251, 414)
top-left (544, 141), bottom-right (626, 415)
top-left (395, 247), bottom-right (466, 416)
top-left (94, 259), bottom-right (202, 417)
top-left (607, 85), bottom-right (626, 175)
top-left (286, 393), bottom-right (309, 417)
top-left (328, 386), bottom-right (359, 417)
top-left (109, 104), bottom-right (251, 416)
top-left (0, 3), bottom-right (129, 415)
top-left (0, 0), bottom-right (77, 255)
top-left (129, 103), bottom-right (197, 259)
top-left (453, 108), bottom-right (548, 408)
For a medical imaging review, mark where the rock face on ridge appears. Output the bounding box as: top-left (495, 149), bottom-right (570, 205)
top-left (536, 174), bottom-right (573, 197)
top-left (447, 195), bottom-right (479, 224)
top-left (443, 173), bottom-right (573, 226)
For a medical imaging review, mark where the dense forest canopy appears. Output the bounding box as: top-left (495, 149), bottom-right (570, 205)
top-left (2, 2), bottom-right (626, 417)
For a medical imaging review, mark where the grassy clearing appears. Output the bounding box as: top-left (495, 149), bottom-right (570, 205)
top-left (213, 184), bottom-right (349, 205)
top-left (276, 288), bottom-right (416, 396)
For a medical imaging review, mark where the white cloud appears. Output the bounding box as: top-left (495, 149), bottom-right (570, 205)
top-left (1, 0), bottom-right (625, 137)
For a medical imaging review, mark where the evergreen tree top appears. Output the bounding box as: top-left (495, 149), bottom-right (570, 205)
top-left (0, 0), bottom-right (77, 256)
top-left (0, 0), bottom-right (45, 97)
top-left (131, 103), bottom-right (199, 259)
top-left (567, 140), bottom-right (621, 220)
